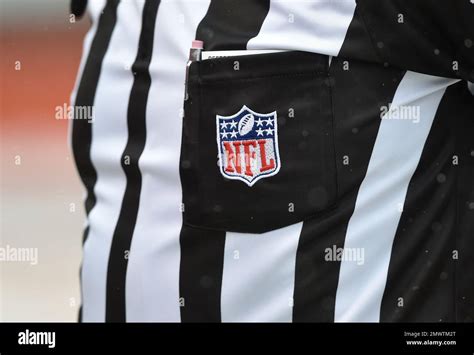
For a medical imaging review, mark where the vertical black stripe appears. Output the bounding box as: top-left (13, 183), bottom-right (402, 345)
top-left (195, 0), bottom-right (270, 50)
top-left (380, 83), bottom-right (470, 322)
top-left (357, 0), bottom-right (473, 82)
top-left (105, 0), bottom-right (160, 323)
top-left (179, 226), bottom-right (226, 322)
top-left (71, 0), bottom-right (120, 322)
top-left (292, 59), bottom-right (406, 321)
top-left (178, 0), bottom-right (270, 322)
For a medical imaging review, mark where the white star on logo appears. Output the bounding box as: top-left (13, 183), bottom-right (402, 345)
top-left (265, 128), bottom-right (273, 136)
top-left (230, 130), bottom-right (238, 138)
top-left (256, 128), bottom-right (264, 136)
top-left (220, 122), bottom-right (228, 130)
top-left (229, 120), bottom-right (238, 129)
top-left (256, 118), bottom-right (264, 127)
top-left (221, 131), bottom-right (229, 139)
top-left (265, 119), bottom-right (274, 127)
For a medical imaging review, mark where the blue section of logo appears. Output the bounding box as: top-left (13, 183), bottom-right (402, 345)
top-left (217, 108), bottom-right (276, 142)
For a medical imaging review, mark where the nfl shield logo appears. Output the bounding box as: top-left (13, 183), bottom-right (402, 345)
top-left (216, 105), bottom-right (281, 186)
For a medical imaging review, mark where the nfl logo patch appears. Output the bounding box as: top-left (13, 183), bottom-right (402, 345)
top-left (216, 105), bottom-right (281, 186)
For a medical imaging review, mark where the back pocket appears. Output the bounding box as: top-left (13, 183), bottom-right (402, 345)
top-left (181, 51), bottom-right (337, 234)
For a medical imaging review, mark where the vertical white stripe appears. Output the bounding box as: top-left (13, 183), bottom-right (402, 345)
top-left (81, 1), bottom-right (144, 322)
top-left (125, 0), bottom-right (210, 322)
top-left (221, 223), bottom-right (302, 322)
top-left (334, 72), bottom-right (460, 322)
top-left (247, 0), bottom-right (356, 56)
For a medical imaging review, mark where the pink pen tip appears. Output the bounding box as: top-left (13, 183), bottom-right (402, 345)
top-left (192, 40), bottom-right (204, 49)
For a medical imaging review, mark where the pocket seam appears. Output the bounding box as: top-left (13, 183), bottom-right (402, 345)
top-left (196, 71), bottom-right (327, 86)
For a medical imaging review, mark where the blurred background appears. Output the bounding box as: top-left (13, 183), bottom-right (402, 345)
top-left (1, 0), bottom-right (89, 321)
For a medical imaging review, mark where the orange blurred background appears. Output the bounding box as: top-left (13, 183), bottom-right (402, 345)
top-left (1, 0), bottom-right (89, 321)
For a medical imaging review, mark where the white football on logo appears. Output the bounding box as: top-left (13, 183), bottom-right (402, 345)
top-left (238, 113), bottom-right (255, 136)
